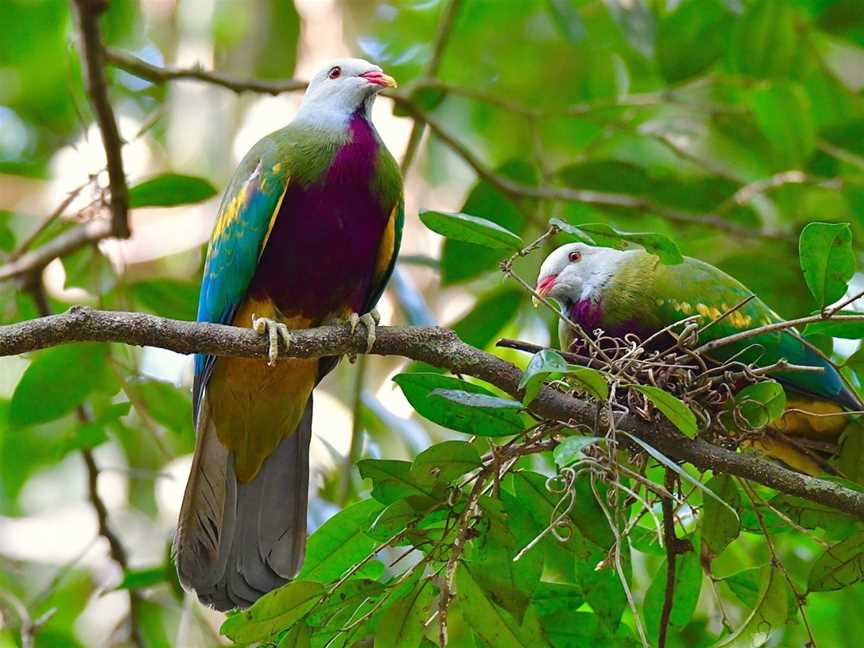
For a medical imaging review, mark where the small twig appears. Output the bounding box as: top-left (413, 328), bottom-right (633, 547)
top-left (739, 480), bottom-right (818, 648)
top-left (658, 469), bottom-right (692, 648)
top-left (10, 181), bottom-right (91, 260)
top-left (72, 0), bottom-right (130, 238)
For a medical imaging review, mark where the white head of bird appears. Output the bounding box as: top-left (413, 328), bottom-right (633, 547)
top-left (295, 58), bottom-right (397, 128)
top-left (535, 242), bottom-right (635, 305)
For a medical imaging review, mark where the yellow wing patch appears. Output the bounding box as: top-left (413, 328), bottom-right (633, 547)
top-left (373, 204), bottom-right (398, 283)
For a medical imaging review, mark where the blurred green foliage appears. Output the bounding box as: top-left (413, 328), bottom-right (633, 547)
top-left (2, 0), bottom-right (864, 646)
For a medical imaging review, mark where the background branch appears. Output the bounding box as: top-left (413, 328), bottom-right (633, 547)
top-left (5, 306), bottom-right (864, 520)
top-left (72, 0), bottom-right (130, 239)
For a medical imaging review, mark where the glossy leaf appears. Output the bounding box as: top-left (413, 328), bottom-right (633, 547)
top-left (552, 218), bottom-right (683, 265)
top-left (419, 209), bottom-right (522, 250)
top-left (393, 373), bottom-right (525, 436)
top-left (453, 564), bottom-right (533, 648)
top-left (374, 579), bottom-right (436, 648)
top-left (553, 435), bottom-right (602, 467)
top-left (733, 380), bottom-right (787, 429)
top-left (519, 349), bottom-right (609, 404)
top-left (631, 385), bottom-right (698, 437)
top-left (411, 440), bottom-right (482, 485)
top-left (129, 173), bottom-right (217, 208)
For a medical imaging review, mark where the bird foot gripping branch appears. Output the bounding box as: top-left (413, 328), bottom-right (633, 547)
top-left (251, 314), bottom-right (291, 366)
top-left (349, 309), bottom-right (380, 359)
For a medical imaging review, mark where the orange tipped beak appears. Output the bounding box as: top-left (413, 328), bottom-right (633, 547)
top-left (361, 70), bottom-right (397, 88)
top-left (533, 274), bottom-right (557, 307)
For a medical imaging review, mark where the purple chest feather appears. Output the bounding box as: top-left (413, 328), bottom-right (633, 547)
top-left (250, 114), bottom-right (391, 320)
top-left (567, 299), bottom-right (654, 342)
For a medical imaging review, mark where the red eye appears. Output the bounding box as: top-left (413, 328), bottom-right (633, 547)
top-left (328, 66), bottom-right (341, 79)
top-left (569, 250), bottom-right (582, 262)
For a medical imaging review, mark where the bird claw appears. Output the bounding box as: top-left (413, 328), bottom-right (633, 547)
top-left (348, 309), bottom-right (380, 359)
top-left (251, 313), bottom-right (291, 367)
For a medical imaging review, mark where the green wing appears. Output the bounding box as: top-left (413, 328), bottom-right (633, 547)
top-left (646, 256), bottom-right (860, 409)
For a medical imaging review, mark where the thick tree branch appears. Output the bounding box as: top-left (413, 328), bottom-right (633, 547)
top-left (5, 306), bottom-right (864, 520)
top-left (72, 0), bottom-right (130, 239)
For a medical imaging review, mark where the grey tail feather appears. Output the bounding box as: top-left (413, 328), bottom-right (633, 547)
top-left (174, 394), bottom-right (312, 611)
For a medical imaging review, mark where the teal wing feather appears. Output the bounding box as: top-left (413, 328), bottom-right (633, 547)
top-left (648, 256), bottom-right (862, 409)
top-left (194, 136), bottom-right (290, 416)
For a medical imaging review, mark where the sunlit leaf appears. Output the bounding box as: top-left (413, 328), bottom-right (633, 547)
top-left (519, 349), bottom-right (608, 405)
top-left (553, 435), bottom-right (602, 468)
top-left (10, 344), bottom-right (112, 426)
top-left (732, 380), bottom-right (786, 429)
top-left (411, 440), bottom-right (482, 485)
top-left (374, 579), bottom-right (436, 648)
top-left (298, 499), bottom-right (384, 582)
top-left (219, 581), bottom-right (324, 643)
top-left (799, 222), bottom-right (855, 309)
top-left (631, 385), bottom-right (698, 437)
top-left (453, 564), bottom-right (533, 648)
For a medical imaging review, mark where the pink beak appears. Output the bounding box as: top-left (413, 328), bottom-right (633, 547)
top-left (534, 274), bottom-right (558, 305)
top-left (360, 70), bottom-right (397, 88)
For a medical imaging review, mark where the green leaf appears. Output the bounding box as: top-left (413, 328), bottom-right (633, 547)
top-left (701, 475), bottom-right (742, 557)
top-left (552, 219), bottom-right (683, 265)
top-left (732, 381), bottom-right (786, 429)
top-left (276, 622), bottom-right (310, 648)
top-left (306, 579), bottom-right (385, 628)
top-left (724, 567), bottom-right (763, 609)
top-left (713, 567), bottom-right (788, 648)
top-left (411, 440), bottom-right (482, 486)
top-left (538, 610), bottom-right (638, 647)
top-left (729, 0), bottom-right (799, 78)
top-left (393, 373), bottom-right (525, 437)
top-left (117, 565), bottom-right (167, 591)
top-left (770, 494), bottom-right (858, 536)
top-left (374, 579), bottom-right (436, 648)
top-left (808, 532), bottom-right (864, 592)
top-left (298, 499), bottom-right (384, 582)
top-left (129, 173), bottom-right (217, 208)
top-left (519, 349), bottom-right (569, 404)
top-left (532, 582), bottom-right (584, 618)
top-left (804, 315), bottom-right (864, 339)
top-left (441, 160), bottom-right (536, 284)
top-left (466, 498), bottom-right (542, 624)
top-left (453, 564), bottom-right (533, 648)
top-left (644, 550), bottom-right (701, 642)
top-left (419, 209), bottom-right (522, 250)
top-left (631, 385), bottom-right (698, 437)
top-left (657, 0), bottom-right (733, 83)
top-left (126, 377), bottom-right (193, 441)
top-left (799, 222), bottom-right (856, 309)
top-left (220, 580), bottom-right (324, 643)
top-left (10, 343), bottom-right (112, 426)
top-left (451, 288), bottom-right (523, 349)
top-left (357, 459), bottom-right (439, 506)
top-left (367, 499), bottom-right (420, 542)
top-left (750, 81), bottom-right (816, 166)
top-left (553, 436), bottom-right (602, 468)
top-left (519, 350), bottom-right (609, 404)
top-left (131, 278), bottom-right (199, 321)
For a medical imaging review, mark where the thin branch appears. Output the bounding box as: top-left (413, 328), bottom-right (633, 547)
top-left (105, 48), bottom-right (307, 95)
top-left (72, 0), bottom-right (130, 238)
top-left (5, 306), bottom-right (864, 519)
top-left (0, 219), bottom-right (112, 283)
top-left (105, 47), bottom-right (778, 242)
top-left (10, 181), bottom-right (91, 260)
